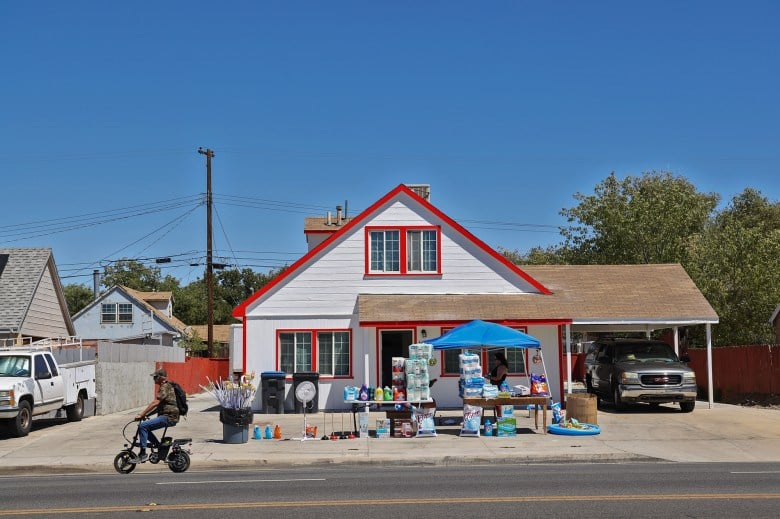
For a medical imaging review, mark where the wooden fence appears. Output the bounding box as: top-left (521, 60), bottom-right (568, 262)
top-left (160, 357), bottom-right (230, 395)
top-left (687, 345), bottom-right (779, 402)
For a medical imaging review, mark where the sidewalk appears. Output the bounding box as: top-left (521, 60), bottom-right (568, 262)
top-left (1, 392), bottom-right (780, 475)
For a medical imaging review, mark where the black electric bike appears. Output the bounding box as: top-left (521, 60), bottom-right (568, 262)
top-left (113, 419), bottom-right (192, 474)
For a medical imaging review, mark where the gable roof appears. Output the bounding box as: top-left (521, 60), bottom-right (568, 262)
top-left (233, 184), bottom-right (551, 318)
top-left (72, 285), bottom-right (187, 334)
top-left (185, 324), bottom-right (232, 344)
top-left (0, 248), bottom-right (75, 336)
top-left (358, 264), bottom-right (718, 331)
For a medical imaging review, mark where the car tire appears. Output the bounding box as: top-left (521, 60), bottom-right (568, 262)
top-left (612, 385), bottom-right (625, 412)
top-left (680, 401), bottom-right (695, 413)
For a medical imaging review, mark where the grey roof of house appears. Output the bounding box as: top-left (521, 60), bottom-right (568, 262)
top-left (0, 248), bottom-right (60, 331)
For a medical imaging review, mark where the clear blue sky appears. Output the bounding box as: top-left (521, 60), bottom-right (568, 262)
top-left (2, 1), bottom-right (778, 285)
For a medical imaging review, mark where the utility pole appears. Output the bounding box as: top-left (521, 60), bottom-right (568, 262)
top-left (198, 147), bottom-right (215, 357)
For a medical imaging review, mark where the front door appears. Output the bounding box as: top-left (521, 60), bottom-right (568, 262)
top-left (379, 330), bottom-right (414, 389)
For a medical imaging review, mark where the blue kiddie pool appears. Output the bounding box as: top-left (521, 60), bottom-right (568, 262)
top-left (547, 423), bottom-right (601, 436)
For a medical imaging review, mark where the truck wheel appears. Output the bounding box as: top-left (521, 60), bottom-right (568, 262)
top-left (66, 393), bottom-right (85, 422)
top-left (11, 401), bottom-right (32, 437)
top-left (680, 401), bottom-right (695, 413)
top-left (612, 385), bottom-right (625, 412)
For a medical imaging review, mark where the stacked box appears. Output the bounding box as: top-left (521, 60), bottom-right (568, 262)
top-left (392, 419), bottom-right (413, 437)
top-left (405, 358), bottom-right (430, 401)
top-left (391, 357), bottom-right (406, 399)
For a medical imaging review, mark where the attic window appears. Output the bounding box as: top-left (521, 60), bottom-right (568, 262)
top-left (101, 303), bottom-right (133, 324)
top-left (366, 226), bottom-right (441, 275)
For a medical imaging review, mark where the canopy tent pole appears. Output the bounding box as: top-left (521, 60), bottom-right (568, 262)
top-left (565, 324), bottom-right (572, 395)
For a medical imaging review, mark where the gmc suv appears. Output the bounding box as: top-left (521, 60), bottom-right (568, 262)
top-left (584, 338), bottom-right (697, 412)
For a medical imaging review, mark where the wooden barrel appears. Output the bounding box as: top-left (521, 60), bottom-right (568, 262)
top-left (565, 393), bottom-right (598, 425)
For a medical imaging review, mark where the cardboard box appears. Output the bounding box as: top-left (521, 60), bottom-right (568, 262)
top-left (358, 412), bottom-right (369, 438)
top-left (376, 419), bottom-right (390, 438)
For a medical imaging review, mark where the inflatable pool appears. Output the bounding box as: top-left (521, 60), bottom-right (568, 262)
top-left (547, 423), bottom-right (601, 436)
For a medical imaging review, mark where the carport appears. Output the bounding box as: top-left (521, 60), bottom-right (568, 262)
top-left (358, 264), bottom-right (719, 409)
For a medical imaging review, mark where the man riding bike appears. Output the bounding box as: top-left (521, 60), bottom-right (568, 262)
top-left (132, 368), bottom-right (180, 463)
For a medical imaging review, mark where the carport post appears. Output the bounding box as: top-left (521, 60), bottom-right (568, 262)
top-left (673, 326), bottom-right (679, 356)
top-left (706, 324), bottom-right (714, 409)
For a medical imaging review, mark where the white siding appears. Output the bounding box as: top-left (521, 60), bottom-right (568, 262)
top-left (245, 199), bottom-right (541, 318)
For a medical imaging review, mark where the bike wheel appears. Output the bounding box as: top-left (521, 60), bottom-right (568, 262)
top-left (114, 451), bottom-right (137, 474)
top-left (167, 450), bottom-right (190, 473)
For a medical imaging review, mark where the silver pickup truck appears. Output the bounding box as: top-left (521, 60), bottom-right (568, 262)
top-left (584, 338), bottom-right (697, 412)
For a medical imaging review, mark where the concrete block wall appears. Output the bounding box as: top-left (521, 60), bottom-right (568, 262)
top-left (95, 361), bottom-right (155, 415)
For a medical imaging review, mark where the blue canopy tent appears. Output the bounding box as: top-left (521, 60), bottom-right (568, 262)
top-left (423, 320), bottom-right (550, 400)
top-left (422, 320), bottom-right (540, 350)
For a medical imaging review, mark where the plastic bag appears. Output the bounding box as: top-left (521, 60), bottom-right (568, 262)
top-left (530, 374), bottom-right (549, 396)
top-left (460, 404), bottom-right (483, 437)
top-left (415, 407), bottom-right (437, 437)
top-left (551, 401), bottom-right (562, 424)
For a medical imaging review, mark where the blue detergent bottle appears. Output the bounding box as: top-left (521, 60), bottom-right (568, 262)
top-left (484, 419), bottom-right (493, 436)
top-left (264, 424), bottom-right (273, 439)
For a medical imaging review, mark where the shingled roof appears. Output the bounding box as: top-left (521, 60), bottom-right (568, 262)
top-left (0, 248), bottom-right (75, 337)
top-left (358, 264), bottom-right (718, 332)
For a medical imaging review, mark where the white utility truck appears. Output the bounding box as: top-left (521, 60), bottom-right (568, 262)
top-left (0, 337), bottom-right (96, 437)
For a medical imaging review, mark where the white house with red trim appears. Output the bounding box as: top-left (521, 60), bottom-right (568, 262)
top-left (233, 184), bottom-right (719, 411)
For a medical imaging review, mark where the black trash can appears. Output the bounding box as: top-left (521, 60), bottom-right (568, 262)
top-left (292, 371), bottom-right (320, 413)
top-left (260, 371), bottom-right (286, 414)
top-left (219, 407), bottom-right (254, 444)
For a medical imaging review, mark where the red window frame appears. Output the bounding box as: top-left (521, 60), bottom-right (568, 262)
top-left (364, 225), bottom-right (442, 276)
top-left (276, 328), bottom-right (353, 379)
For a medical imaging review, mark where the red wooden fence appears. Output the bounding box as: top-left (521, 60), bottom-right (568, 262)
top-left (687, 345), bottom-right (779, 402)
top-left (159, 357), bottom-right (230, 395)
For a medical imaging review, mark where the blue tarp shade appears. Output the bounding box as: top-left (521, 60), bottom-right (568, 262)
top-left (422, 320), bottom-right (541, 350)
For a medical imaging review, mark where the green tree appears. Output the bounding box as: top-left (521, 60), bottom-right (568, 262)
top-left (559, 171), bottom-right (719, 265)
top-left (498, 245), bottom-right (567, 265)
top-left (687, 189), bottom-right (780, 345)
top-left (101, 259), bottom-right (180, 292)
top-left (63, 283), bottom-right (94, 316)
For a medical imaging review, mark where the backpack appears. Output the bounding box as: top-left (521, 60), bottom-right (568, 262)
top-left (170, 381), bottom-right (188, 417)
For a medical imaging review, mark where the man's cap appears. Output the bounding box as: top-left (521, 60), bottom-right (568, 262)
top-left (151, 368), bottom-right (167, 378)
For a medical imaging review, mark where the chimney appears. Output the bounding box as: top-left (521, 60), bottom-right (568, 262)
top-left (326, 211), bottom-right (332, 226)
top-left (92, 269), bottom-right (101, 300)
top-left (336, 205), bottom-right (343, 225)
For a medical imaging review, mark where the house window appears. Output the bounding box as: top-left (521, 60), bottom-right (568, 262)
top-left (101, 303), bottom-right (133, 323)
top-left (369, 230), bottom-right (400, 272)
top-left (366, 226), bottom-right (440, 275)
top-left (406, 230), bottom-right (438, 272)
top-left (318, 331), bottom-right (351, 376)
top-left (279, 332), bottom-right (312, 374)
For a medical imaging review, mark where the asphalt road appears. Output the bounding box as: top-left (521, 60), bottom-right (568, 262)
top-left (2, 462), bottom-right (780, 518)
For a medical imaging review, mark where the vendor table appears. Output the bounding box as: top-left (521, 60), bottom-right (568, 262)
top-left (462, 396), bottom-right (550, 433)
top-left (346, 400), bottom-right (433, 433)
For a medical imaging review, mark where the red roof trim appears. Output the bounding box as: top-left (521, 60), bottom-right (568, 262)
top-left (233, 184), bottom-right (550, 318)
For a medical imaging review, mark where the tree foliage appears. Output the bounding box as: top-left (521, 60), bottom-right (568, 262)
top-left (101, 259), bottom-right (180, 292)
top-left (686, 189), bottom-right (780, 345)
top-left (500, 172), bottom-right (779, 346)
top-left (559, 171), bottom-right (719, 265)
top-left (63, 283), bottom-right (94, 316)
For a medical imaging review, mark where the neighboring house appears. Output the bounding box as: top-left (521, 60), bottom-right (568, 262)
top-left (184, 324), bottom-right (231, 356)
top-left (72, 286), bottom-right (187, 346)
top-left (232, 184), bottom-right (719, 410)
top-left (771, 304), bottom-right (780, 345)
top-left (0, 248), bottom-right (75, 343)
